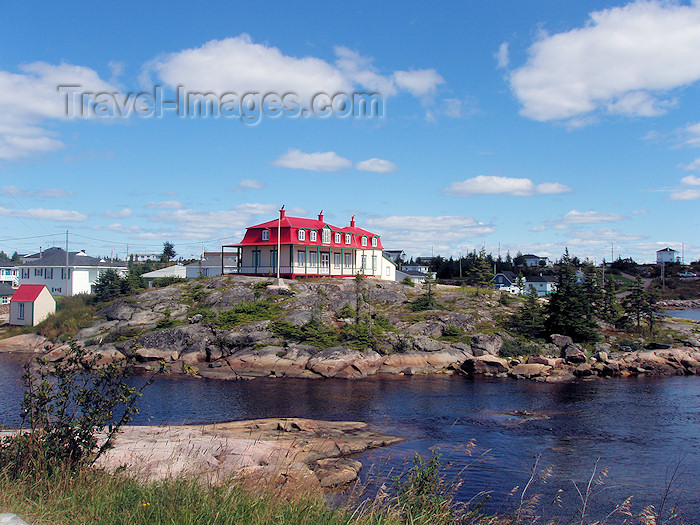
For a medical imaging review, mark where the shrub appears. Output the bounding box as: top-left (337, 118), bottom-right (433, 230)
top-left (498, 339), bottom-right (541, 358)
top-left (0, 342), bottom-right (153, 478)
top-left (152, 276), bottom-right (187, 288)
top-left (337, 303), bottom-right (356, 319)
top-left (441, 325), bottom-right (464, 338)
top-left (216, 299), bottom-right (279, 329)
top-left (36, 294), bottom-right (95, 341)
top-left (270, 319), bottom-right (340, 348)
top-left (401, 276), bottom-right (416, 287)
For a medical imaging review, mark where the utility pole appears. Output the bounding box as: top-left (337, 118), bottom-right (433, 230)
top-left (65, 230), bottom-right (70, 297)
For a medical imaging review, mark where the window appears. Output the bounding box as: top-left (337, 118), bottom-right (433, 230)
top-left (35, 269), bottom-right (42, 277)
top-left (334, 232), bottom-right (341, 244)
top-left (372, 256), bottom-right (377, 271)
top-left (334, 253), bottom-right (341, 268)
top-left (298, 229), bottom-right (305, 241)
top-left (46, 268), bottom-right (53, 279)
top-left (270, 249), bottom-right (277, 268)
top-left (310, 231), bottom-right (317, 242)
top-left (309, 251), bottom-right (317, 266)
top-left (371, 237), bottom-right (378, 247)
top-left (344, 253), bottom-right (352, 268)
top-left (322, 228), bottom-right (331, 244)
top-left (361, 236), bottom-right (367, 247)
top-left (262, 229), bottom-right (270, 241)
top-left (252, 250), bottom-right (261, 267)
top-left (18, 303), bottom-right (24, 320)
top-left (385, 267), bottom-right (390, 276)
top-left (298, 251), bottom-right (306, 266)
top-left (22, 269), bottom-right (29, 279)
top-left (361, 255), bottom-right (367, 270)
top-left (345, 233), bottom-right (351, 244)
top-left (61, 268), bottom-right (71, 280)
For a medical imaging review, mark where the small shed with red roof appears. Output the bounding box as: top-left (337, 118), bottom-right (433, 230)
top-left (9, 284), bottom-right (56, 326)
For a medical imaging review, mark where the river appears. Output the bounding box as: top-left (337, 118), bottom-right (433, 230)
top-left (1, 353), bottom-right (699, 521)
top-left (665, 308), bottom-right (700, 321)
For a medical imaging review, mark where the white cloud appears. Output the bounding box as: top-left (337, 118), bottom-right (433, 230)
top-left (334, 47), bottom-right (397, 96)
top-left (356, 158), bottom-right (397, 173)
top-left (681, 122), bottom-right (700, 147)
top-left (568, 228), bottom-right (646, 242)
top-left (510, 1), bottom-right (700, 122)
top-left (682, 158), bottom-right (700, 171)
top-left (669, 189), bottom-right (700, 201)
top-left (681, 175), bottom-right (700, 186)
top-left (0, 62), bottom-right (114, 161)
top-left (443, 175), bottom-right (571, 197)
top-left (273, 149), bottom-right (352, 172)
top-left (232, 203), bottom-right (278, 215)
top-left (393, 69), bottom-right (445, 97)
top-left (103, 208), bottom-right (132, 219)
top-left (145, 200), bottom-right (184, 210)
top-left (1, 186), bottom-right (73, 198)
top-left (234, 179), bottom-right (265, 191)
top-left (495, 42), bottom-right (510, 69)
top-left (0, 206), bottom-right (87, 221)
top-left (102, 223), bottom-right (141, 233)
top-left (364, 214), bottom-right (495, 255)
top-left (551, 210), bottom-right (625, 228)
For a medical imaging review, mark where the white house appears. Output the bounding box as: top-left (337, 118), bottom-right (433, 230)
top-left (521, 254), bottom-right (549, 267)
top-left (525, 275), bottom-right (557, 296)
top-left (141, 265), bottom-right (187, 288)
top-left (656, 247), bottom-right (679, 264)
top-left (185, 252), bottom-right (238, 279)
top-left (396, 269), bottom-right (430, 284)
top-left (0, 261), bottom-right (19, 287)
top-left (224, 209), bottom-right (396, 281)
top-left (9, 284), bottom-right (56, 326)
top-left (0, 282), bottom-right (14, 315)
top-left (18, 247), bottom-right (127, 296)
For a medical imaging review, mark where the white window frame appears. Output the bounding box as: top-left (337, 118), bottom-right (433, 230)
top-left (361, 236), bottom-right (367, 247)
top-left (371, 237), bottom-right (378, 247)
top-left (322, 228), bottom-right (331, 244)
top-left (344, 253), bottom-right (352, 267)
top-left (18, 302), bottom-right (24, 320)
top-left (372, 255), bottom-right (377, 271)
top-left (309, 251), bottom-right (317, 266)
top-left (298, 229), bottom-right (305, 241)
top-left (334, 232), bottom-right (341, 244)
top-left (345, 233), bottom-right (351, 244)
top-left (310, 231), bottom-right (317, 242)
top-left (262, 229), bottom-right (270, 241)
top-left (334, 253), bottom-right (341, 268)
top-left (298, 251), bottom-right (306, 266)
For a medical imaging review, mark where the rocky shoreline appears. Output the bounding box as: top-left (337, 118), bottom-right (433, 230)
top-left (658, 299), bottom-right (700, 310)
top-left (1, 276), bottom-right (699, 384)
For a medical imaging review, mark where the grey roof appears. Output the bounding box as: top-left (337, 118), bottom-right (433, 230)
top-left (401, 270), bottom-right (429, 277)
top-left (495, 271), bottom-right (518, 283)
top-left (0, 283), bottom-right (15, 297)
top-left (141, 266), bottom-right (187, 279)
top-left (526, 275), bottom-right (557, 283)
top-left (21, 247), bottom-right (126, 268)
top-left (0, 260), bottom-right (16, 268)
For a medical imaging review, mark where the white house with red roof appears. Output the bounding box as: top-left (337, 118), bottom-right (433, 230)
top-left (224, 209), bottom-right (396, 280)
top-left (9, 284), bottom-right (56, 326)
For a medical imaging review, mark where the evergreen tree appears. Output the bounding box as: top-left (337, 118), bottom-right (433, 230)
top-left (11, 252), bottom-right (21, 263)
top-left (602, 276), bottom-right (623, 324)
top-left (510, 285), bottom-right (545, 338)
top-left (470, 247), bottom-right (494, 293)
top-left (545, 249), bottom-right (598, 342)
top-left (161, 241), bottom-right (176, 262)
top-left (0, 251), bottom-right (9, 262)
top-left (623, 275), bottom-right (647, 332)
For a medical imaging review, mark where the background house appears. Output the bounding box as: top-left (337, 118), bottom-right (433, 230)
top-left (520, 254), bottom-right (549, 267)
top-left (0, 282), bottom-right (14, 315)
top-left (656, 247), bottom-right (679, 264)
top-left (141, 265), bottom-right (187, 288)
top-left (9, 284), bottom-right (56, 326)
top-left (185, 252), bottom-right (238, 279)
top-left (18, 247), bottom-right (127, 296)
top-left (525, 275), bottom-right (557, 296)
top-left (396, 269), bottom-right (430, 284)
top-left (0, 261), bottom-right (19, 287)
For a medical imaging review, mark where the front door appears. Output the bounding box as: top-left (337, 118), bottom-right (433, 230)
top-left (321, 252), bottom-right (330, 273)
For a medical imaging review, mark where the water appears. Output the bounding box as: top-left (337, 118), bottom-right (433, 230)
top-left (2, 354), bottom-right (699, 520)
top-left (666, 308), bottom-right (700, 321)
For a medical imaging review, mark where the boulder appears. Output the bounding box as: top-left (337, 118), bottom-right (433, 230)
top-left (0, 334), bottom-right (50, 353)
top-left (406, 320), bottom-right (445, 338)
top-left (551, 334), bottom-right (574, 349)
top-left (509, 363), bottom-right (551, 379)
top-left (573, 363), bottom-right (593, 377)
top-left (527, 355), bottom-right (562, 367)
top-left (563, 344), bottom-right (587, 364)
top-left (306, 347), bottom-right (383, 379)
top-left (461, 355), bottom-right (509, 376)
top-left (471, 334), bottom-right (503, 356)
top-left (380, 353), bottom-right (431, 375)
top-left (314, 458), bottom-right (363, 488)
top-left (410, 335), bottom-right (451, 353)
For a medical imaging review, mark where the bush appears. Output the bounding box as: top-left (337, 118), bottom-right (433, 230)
top-left (36, 294), bottom-right (95, 341)
top-left (498, 339), bottom-right (541, 358)
top-left (401, 276), bottom-right (416, 287)
top-left (441, 325), bottom-right (464, 338)
top-left (152, 276), bottom-right (187, 288)
top-left (0, 342), bottom-right (153, 478)
top-left (271, 319), bottom-right (340, 349)
top-left (216, 299), bottom-right (280, 329)
top-left (337, 303), bottom-right (356, 319)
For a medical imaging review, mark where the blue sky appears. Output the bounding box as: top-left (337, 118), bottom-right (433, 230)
top-left (1, 0), bottom-right (699, 263)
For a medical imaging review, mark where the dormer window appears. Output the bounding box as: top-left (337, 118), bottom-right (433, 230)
top-left (298, 229), bottom-right (305, 241)
top-left (371, 237), bottom-right (378, 247)
top-left (322, 228), bottom-right (331, 244)
top-left (310, 231), bottom-right (317, 242)
top-left (361, 236), bottom-right (367, 247)
top-left (345, 233), bottom-right (351, 244)
top-left (262, 229), bottom-right (270, 241)
top-left (334, 232), bottom-right (341, 244)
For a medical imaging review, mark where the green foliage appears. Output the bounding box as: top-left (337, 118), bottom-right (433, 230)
top-left (498, 339), bottom-right (542, 358)
top-left (545, 249), bottom-right (599, 343)
top-left (271, 319), bottom-right (340, 348)
top-left (623, 275), bottom-right (659, 335)
top-left (0, 342), bottom-right (151, 478)
top-left (35, 294), bottom-right (96, 341)
top-left (392, 452), bottom-right (456, 523)
top-left (508, 286), bottom-right (545, 339)
top-left (337, 302), bottom-right (356, 319)
top-left (468, 247), bottom-right (494, 292)
top-left (161, 241), bottom-right (176, 262)
top-left (401, 276), bottom-right (416, 287)
top-left (497, 293), bottom-right (511, 306)
top-left (441, 325), bottom-right (464, 338)
top-left (152, 276), bottom-right (187, 288)
top-left (216, 299), bottom-right (280, 329)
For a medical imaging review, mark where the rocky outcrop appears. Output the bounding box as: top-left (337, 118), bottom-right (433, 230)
top-left (94, 418), bottom-right (402, 491)
top-left (461, 355), bottom-right (509, 376)
top-left (0, 334), bottom-right (49, 353)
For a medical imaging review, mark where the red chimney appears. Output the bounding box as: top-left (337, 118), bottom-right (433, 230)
top-left (318, 209), bottom-right (324, 222)
top-left (350, 215), bottom-right (356, 227)
top-left (280, 207), bottom-right (286, 219)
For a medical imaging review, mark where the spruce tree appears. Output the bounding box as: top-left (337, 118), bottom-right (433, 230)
top-left (623, 275), bottom-right (647, 332)
top-left (510, 285), bottom-right (545, 338)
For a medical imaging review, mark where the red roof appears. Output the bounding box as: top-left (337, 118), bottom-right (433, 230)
top-left (226, 211), bottom-right (383, 250)
top-left (11, 284), bottom-right (49, 302)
